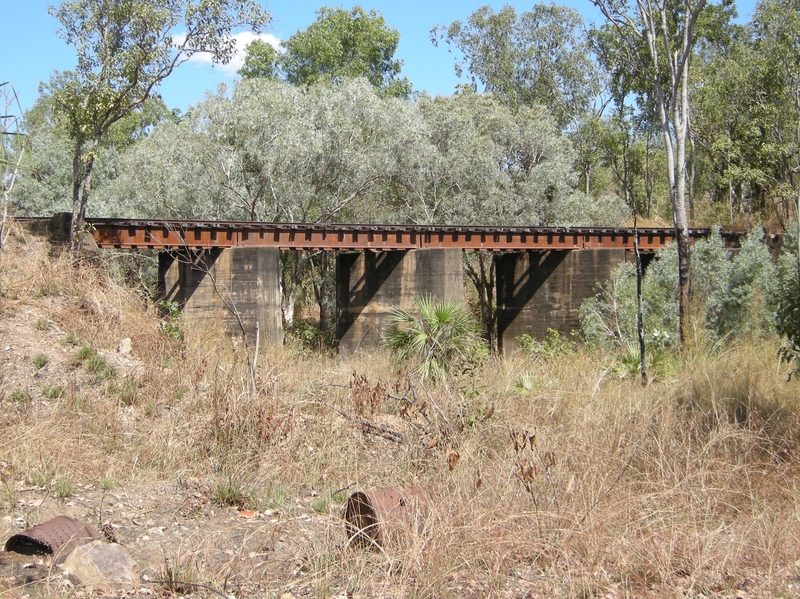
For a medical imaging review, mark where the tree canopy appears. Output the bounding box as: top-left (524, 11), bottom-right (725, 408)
top-left (239, 5), bottom-right (412, 98)
top-left (46, 0), bottom-right (269, 244)
top-left (432, 3), bottom-right (601, 128)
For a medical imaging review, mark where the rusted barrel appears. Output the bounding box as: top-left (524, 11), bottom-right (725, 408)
top-left (343, 488), bottom-right (430, 549)
top-left (5, 516), bottom-right (101, 563)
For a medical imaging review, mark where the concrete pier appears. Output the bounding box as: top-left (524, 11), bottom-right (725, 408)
top-left (496, 249), bottom-right (628, 353)
top-left (336, 249), bottom-right (464, 355)
top-left (159, 247), bottom-right (282, 345)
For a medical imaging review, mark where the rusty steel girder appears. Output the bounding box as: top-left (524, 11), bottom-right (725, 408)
top-left (14, 217), bottom-right (741, 251)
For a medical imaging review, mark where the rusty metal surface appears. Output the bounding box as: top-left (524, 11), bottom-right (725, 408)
top-left (5, 516), bottom-right (102, 563)
top-left (13, 217), bottom-right (744, 252)
top-left (344, 488), bottom-right (430, 549)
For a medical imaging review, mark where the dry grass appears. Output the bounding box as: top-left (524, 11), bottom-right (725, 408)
top-left (2, 221), bottom-right (800, 597)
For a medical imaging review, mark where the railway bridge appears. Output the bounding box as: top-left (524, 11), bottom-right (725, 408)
top-left (19, 215), bottom-right (742, 354)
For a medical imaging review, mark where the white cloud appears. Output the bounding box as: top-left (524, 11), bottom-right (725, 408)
top-left (172, 32), bottom-right (282, 76)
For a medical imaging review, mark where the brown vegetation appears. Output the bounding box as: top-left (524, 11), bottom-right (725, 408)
top-left (1, 222), bottom-right (800, 598)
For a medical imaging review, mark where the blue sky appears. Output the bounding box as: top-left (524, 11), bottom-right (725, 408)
top-left (3, 0), bottom-right (758, 116)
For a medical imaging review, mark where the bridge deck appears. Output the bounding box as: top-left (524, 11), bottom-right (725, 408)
top-left (14, 217), bottom-right (740, 251)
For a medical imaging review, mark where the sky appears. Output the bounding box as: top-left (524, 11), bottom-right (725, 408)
top-left (2, 0), bottom-right (759, 117)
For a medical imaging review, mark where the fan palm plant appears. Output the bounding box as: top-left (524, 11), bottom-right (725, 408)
top-left (386, 295), bottom-right (485, 381)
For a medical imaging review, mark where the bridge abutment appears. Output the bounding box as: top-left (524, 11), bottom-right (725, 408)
top-left (159, 247), bottom-right (282, 345)
top-left (336, 249), bottom-right (464, 355)
top-left (496, 249), bottom-right (628, 353)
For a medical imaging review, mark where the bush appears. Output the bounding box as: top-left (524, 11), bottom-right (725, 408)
top-left (776, 227), bottom-right (800, 375)
top-left (580, 228), bottom-right (778, 351)
top-left (517, 328), bottom-right (576, 359)
top-left (386, 296), bottom-right (486, 381)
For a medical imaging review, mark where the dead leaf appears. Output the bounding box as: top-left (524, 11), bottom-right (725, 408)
top-left (448, 450), bottom-right (460, 471)
top-left (426, 434), bottom-right (440, 450)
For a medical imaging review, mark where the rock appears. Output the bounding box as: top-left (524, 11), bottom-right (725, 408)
top-left (118, 338), bottom-right (132, 356)
top-left (63, 540), bottom-right (140, 587)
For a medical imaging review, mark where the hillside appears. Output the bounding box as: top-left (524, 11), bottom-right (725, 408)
top-left (1, 220), bottom-right (800, 599)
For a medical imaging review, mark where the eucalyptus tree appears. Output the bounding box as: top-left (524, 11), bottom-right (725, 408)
top-left (405, 91), bottom-right (626, 347)
top-left (240, 5), bottom-right (412, 98)
top-left (111, 78), bottom-right (427, 328)
top-left (431, 3), bottom-right (602, 128)
top-left (45, 0), bottom-right (269, 247)
top-left (591, 0), bottom-right (711, 345)
top-left (752, 0), bottom-right (800, 232)
top-left (1, 83), bottom-right (29, 249)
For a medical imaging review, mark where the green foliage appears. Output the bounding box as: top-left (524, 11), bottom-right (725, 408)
top-left (238, 39), bottom-right (281, 79)
top-left (239, 6), bottom-right (411, 98)
top-left (286, 318), bottom-right (328, 351)
top-left (386, 296), bottom-right (486, 381)
top-left (708, 228), bottom-right (778, 337)
top-left (432, 3), bottom-right (601, 128)
top-left (517, 329), bottom-right (577, 359)
top-left (9, 388), bottom-right (31, 403)
top-left (85, 354), bottom-right (114, 382)
top-left (262, 483), bottom-right (290, 510)
top-left (112, 377), bottom-right (140, 407)
top-left (42, 386), bottom-right (66, 399)
top-left (61, 333), bottom-right (81, 346)
top-left (74, 344), bottom-right (95, 361)
top-left (211, 476), bottom-right (249, 508)
top-left (29, 468), bottom-right (55, 489)
top-left (581, 229), bottom-right (780, 352)
top-left (32, 354), bottom-right (49, 369)
top-left (776, 229), bottom-right (800, 375)
top-left (42, 0), bottom-right (269, 233)
top-left (158, 300), bottom-right (185, 341)
top-left (53, 476), bottom-right (74, 501)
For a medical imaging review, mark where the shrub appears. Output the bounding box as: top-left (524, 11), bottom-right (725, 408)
top-left (777, 227), bottom-right (800, 375)
top-left (386, 296), bottom-right (486, 381)
top-left (517, 328), bottom-right (576, 359)
top-left (708, 227), bottom-right (778, 338)
top-left (158, 300), bottom-right (185, 342)
top-left (580, 228), bottom-right (777, 351)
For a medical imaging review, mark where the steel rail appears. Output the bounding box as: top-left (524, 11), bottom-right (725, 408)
top-left (12, 217), bottom-right (742, 251)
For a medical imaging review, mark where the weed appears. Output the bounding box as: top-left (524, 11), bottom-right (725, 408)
top-left (34, 318), bottom-right (49, 331)
top-left (262, 483), bottom-right (290, 510)
top-left (74, 344), bottom-right (95, 361)
top-left (60, 333), bottom-right (80, 346)
top-left (32, 353), bottom-right (49, 369)
top-left (101, 477), bottom-right (116, 492)
top-left (41, 386), bottom-right (65, 399)
top-left (514, 371), bottom-right (537, 391)
top-left (9, 388), bottom-right (31, 403)
top-left (158, 300), bottom-right (185, 342)
top-left (112, 376), bottom-right (140, 406)
top-left (211, 477), bottom-right (249, 508)
top-left (53, 477), bottom-right (74, 500)
top-left (158, 552), bottom-right (198, 595)
top-left (311, 496), bottom-right (328, 514)
top-left (30, 468), bottom-right (54, 489)
top-left (36, 284), bottom-right (60, 297)
top-left (85, 355), bottom-right (114, 381)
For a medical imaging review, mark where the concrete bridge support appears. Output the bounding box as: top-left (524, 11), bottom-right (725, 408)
top-left (159, 247), bottom-right (282, 345)
top-left (496, 249), bottom-right (628, 354)
top-left (336, 249), bottom-right (464, 355)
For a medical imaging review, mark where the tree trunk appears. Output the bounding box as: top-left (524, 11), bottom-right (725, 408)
top-left (464, 253), bottom-right (496, 352)
top-left (70, 132), bottom-right (101, 250)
